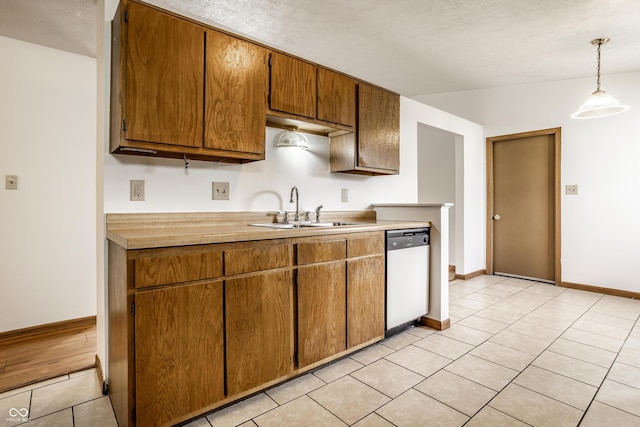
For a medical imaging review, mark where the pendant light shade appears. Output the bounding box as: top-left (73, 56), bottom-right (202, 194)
top-left (277, 129), bottom-right (309, 149)
top-left (572, 38), bottom-right (629, 119)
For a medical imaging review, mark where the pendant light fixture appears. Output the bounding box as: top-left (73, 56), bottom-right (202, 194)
top-left (277, 129), bottom-right (309, 149)
top-left (572, 38), bottom-right (629, 119)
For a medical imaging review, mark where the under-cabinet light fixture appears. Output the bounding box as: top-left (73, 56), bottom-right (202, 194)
top-left (277, 129), bottom-right (309, 149)
top-left (572, 38), bottom-right (629, 119)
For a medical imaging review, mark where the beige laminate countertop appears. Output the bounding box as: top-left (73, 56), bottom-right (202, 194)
top-left (107, 220), bottom-right (431, 250)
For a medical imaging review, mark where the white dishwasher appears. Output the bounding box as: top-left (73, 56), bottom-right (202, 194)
top-left (386, 228), bottom-right (430, 336)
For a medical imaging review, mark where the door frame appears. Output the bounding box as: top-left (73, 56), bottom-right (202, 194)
top-left (486, 127), bottom-right (562, 284)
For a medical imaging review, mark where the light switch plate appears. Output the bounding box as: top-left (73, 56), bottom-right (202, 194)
top-left (341, 188), bottom-right (349, 202)
top-left (213, 182), bottom-right (229, 200)
top-left (5, 175), bottom-right (18, 190)
top-left (565, 185), bottom-right (579, 195)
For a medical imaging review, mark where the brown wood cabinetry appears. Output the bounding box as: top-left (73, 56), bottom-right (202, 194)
top-left (269, 52), bottom-right (317, 120)
top-left (297, 240), bottom-right (347, 368)
top-left (347, 255), bottom-right (385, 347)
top-left (226, 270), bottom-right (293, 396)
top-left (347, 235), bottom-right (386, 348)
top-left (330, 83), bottom-right (400, 175)
top-left (111, 0), bottom-right (266, 163)
top-left (205, 29), bottom-right (267, 155)
top-left (112, 0), bottom-right (399, 170)
top-left (296, 234), bottom-right (385, 368)
top-left (135, 282), bottom-right (224, 427)
top-left (317, 68), bottom-right (356, 128)
top-left (224, 242), bottom-right (293, 396)
top-left (122, 1), bottom-right (204, 148)
top-left (268, 52), bottom-right (356, 130)
top-left (108, 231), bottom-right (385, 426)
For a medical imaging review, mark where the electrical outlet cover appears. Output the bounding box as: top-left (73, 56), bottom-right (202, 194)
top-left (5, 175), bottom-right (18, 190)
top-left (130, 180), bottom-right (145, 201)
top-left (213, 182), bottom-right (230, 200)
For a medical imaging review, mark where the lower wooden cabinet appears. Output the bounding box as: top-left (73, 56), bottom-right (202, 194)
top-left (135, 281), bottom-right (224, 427)
top-left (108, 231), bottom-right (385, 426)
top-left (297, 262), bottom-right (347, 367)
top-left (225, 270), bottom-right (293, 396)
top-left (347, 255), bottom-right (385, 348)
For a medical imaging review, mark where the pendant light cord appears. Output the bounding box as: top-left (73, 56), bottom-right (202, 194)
top-left (596, 41), bottom-right (602, 92)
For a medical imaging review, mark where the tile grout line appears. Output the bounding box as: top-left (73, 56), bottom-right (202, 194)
top-left (451, 278), bottom-right (608, 425)
top-left (575, 315), bottom-right (640, 425)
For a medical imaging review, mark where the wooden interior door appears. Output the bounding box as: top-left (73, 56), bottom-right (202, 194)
top-left (125, 1), bottom-right (204, 147)
top-left (487, 128), bottom-right (561, 283)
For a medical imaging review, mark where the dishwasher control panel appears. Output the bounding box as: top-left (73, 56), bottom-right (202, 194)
top-left (386, 228), bottom-right (430, 251)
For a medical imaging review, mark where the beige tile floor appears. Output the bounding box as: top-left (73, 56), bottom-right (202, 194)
top-left (2, 275), bottom-right (639, 426)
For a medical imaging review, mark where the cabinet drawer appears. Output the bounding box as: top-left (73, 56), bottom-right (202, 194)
top-left (297, 240), bottom-right (346, 265)
top-left (135, 250), bottom-right (223, 289)
top-left (347, 234), bottom-right (384, 258)
top-left (225, 244), bottom-right (291, 275)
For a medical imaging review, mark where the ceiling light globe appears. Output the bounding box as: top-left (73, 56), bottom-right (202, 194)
top-left (277, 129), bottom-right (309, 149)
top-left (572, 89), bottom-right (630, 119)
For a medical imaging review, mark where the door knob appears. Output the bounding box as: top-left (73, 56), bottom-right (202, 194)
top-left (493, 214), bottom-right (501, 220)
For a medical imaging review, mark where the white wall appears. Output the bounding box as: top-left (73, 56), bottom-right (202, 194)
top-left (0, 36), bottom-right (97, 332)
top-left (103, 99), bottom-right (485, 278)
top-left (104, 127), bottom-right (415, 213)
top-left (417, 124), bottom-right (456, 263)
top-left (416, 71), bottom-right (640, 293)
top-left (401, 98), bottom-right (486, 275)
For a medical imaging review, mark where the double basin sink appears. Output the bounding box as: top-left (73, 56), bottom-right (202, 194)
top-left (250, 221), bottom-right (366, 229)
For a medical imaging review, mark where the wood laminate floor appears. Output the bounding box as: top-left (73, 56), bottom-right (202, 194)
top-left (0, 323), bottom-right (96, 393)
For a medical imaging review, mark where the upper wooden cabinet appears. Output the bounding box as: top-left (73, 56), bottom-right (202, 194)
top-left (268, 52), bottom-right (356, 130)
top-left (123, 1), bottom-right (204, 148)
top-left (330, 83), bottom-right (400, 175)
top-left (317, 68), bottom-right (356, 128)
top-left (205, 29), bottom-right (267, 155)
top-left (269, 52), bottom-right (316, 120)
top-left (112, 0), bottom-right (399, 168)
top-left (111, 1), bottom-right (266, 163)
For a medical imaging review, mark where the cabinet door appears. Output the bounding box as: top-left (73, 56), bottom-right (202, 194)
top-left (205, 30), bottom-right (267, 155)
top-left (125, 2), bottom-right (204, 147)
top-left (317, 68), bottom-right (356, 128)
top-left (347, 255), bottom-right (385, 348)
top-left (357, 83), bottom-right (400, 172)
top-left (269, 52), bottom-right (316, 119)
top-left (135, 281), bottom-right (224, 427)
top-left (297, 262), bottom-right (347, 367)
top-left (226, 270), bottom-right (293, 397)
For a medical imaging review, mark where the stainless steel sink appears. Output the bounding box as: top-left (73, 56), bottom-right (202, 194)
top-left (249, 221), bottom-right (368, 229)
top-left (304, 221), bottom-right (364, 227)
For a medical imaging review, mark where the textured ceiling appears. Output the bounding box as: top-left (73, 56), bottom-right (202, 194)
top-left (0, 0), bottom-right (96, 58)
top-left (2, 0), bottom-right (640, 96)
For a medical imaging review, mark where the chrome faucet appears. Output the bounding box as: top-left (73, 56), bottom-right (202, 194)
top-left (290, 186), bottom-right (300, 223)
top-left (315, 204), bottom-right (323, 223)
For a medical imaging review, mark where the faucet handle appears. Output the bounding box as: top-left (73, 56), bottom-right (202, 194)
top-left (315, 205), bottom-right (323, 223)
top-left (277, 211), bottom-right (290, 224)
top-left (304, 211), bottom-right (311, 222)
